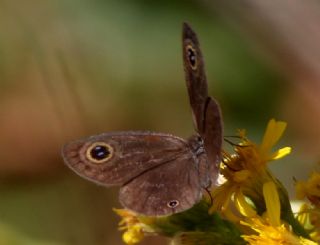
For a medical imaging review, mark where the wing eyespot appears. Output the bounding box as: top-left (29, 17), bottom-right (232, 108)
top-left (86, 142), bottom-right (114, 164)
top-left (186, 44), bottom-right (197, 70)
top-left (167, 200), bottom-right (180, 208)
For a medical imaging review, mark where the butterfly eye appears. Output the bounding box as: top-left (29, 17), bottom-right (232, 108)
top-left (86, 142), bottom-right (113, 164)
top-left (197, 135), bottom-right (202, 143)
top-left (186, 45), bottom-right (197, 70)
top-left (167, 200), bottom-right (180, 208)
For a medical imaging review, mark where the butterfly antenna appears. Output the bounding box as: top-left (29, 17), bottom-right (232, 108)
top-left (224, 135), bottom-right (242, 139)
top-left (223, 137), bottom-right (251, 148)
top-left (223, 137), bottom-right (239, 146)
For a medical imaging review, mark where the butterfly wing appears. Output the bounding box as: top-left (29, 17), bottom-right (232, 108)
top-left (202, 98), bottom-right (223, 181)
top-left (182, 23), bottom-right (223, 184)
top-left (119, 152), bottom-right (201, 216)
top-left (182, 22), bottom-right (208, 133)
top-left (62, 131), bottom-right (190, 186)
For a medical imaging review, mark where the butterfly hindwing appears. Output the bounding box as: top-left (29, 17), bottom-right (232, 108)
top-left (119, 152), bottom-right (202, 216)
top-left (202, 98), bottom-right (223, 182)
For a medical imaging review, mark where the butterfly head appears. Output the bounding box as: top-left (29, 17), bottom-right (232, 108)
top-left (187, 134), bottom-right (204, 156)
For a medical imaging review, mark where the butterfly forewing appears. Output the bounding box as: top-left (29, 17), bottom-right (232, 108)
top-left (182, 22), bottom-right (208, 133)
top-left (62, 132), bottom-right (190, 186)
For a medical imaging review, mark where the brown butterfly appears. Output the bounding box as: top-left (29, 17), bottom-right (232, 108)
top-left (62, 23), bottom-right (223, 216)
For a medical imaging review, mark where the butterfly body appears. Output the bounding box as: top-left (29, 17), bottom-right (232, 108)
top-left (62, 23), bottom-right (223, 216)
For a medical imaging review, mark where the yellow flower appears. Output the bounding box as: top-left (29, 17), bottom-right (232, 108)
top-left (113, 208), bottom-right (150, 245)
top-left (210, 119), bottom-right (291, 220)
top-left (242, 182), bottom-right (317, 245)
top-left (296, 172), bottom-right (320, 207)
top-left (296, 203), bottom-right (320, 243)
top-left (122, 225), bottom-right (144, 245)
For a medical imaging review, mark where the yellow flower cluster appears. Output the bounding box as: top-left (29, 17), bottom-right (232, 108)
top-left (210, 119), bottom-right (291, 221)
top-left (295, 171), bottom-right (320, 243)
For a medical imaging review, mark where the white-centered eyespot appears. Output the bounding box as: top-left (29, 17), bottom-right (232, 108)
top-left (86, 142), bottom-right (114, 164)
top-left (186, 44), bottom-right (197, 70)
top-left (167, 200), bottom-right (180, 208)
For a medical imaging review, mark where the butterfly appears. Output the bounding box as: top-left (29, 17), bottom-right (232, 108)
top-left (62, 22), bottom-right (223, 216)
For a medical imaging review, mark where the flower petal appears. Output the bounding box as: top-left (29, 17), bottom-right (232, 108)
top-left (270, 147), bottom-right (291, 160)
top-left (263, 181), bottom-right (280, 227)
top-left (234, 189), bottom-right (257, 218)
top-left (260, 119), bottom-right (287, 156)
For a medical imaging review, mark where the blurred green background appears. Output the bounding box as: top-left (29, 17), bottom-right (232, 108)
top-left (1, 0), bottom-right (320, 244)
